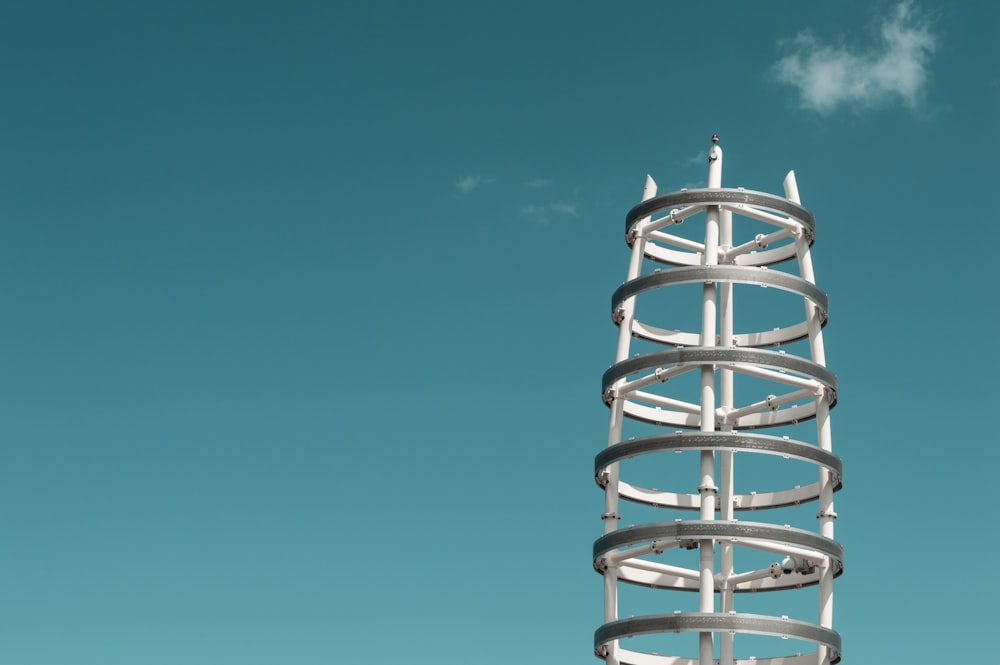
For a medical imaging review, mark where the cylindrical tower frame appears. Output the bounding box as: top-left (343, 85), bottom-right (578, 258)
top-left (595, 138), bottom-right (842, 665)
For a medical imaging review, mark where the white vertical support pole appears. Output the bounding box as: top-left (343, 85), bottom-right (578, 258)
top-left (718, 202), bottom-right (735, 665)
top-left (602, 397), bottom-right (624, 665)
top-left (814, 399), bottom-right (834, 665)
top-left (786, 171), bottom-right (835, 665)
top-left (603, 559), bottom-right (619, 663)
top-left (603, 396), bottom-right (625, 540)
top-left (602, 175), bottom-right (657, 665)
top-left (698, 140), bottom-right (723, 665)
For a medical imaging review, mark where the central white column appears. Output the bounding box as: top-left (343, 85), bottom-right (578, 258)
top-left (698, 140), bottom-right (723, 665)
top-left (718, 200), bottom-right (735, 665)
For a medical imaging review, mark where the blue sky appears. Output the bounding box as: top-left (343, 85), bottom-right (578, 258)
top-left (0, 1), bottom-right (996, 663)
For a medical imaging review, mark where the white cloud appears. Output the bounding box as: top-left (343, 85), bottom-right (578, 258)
top-left (519, 202), bottom-right (578, 225)
top-left (774, 1), bottom-right (936, 114)
top-left (454, 175), bottom-right (494, 194)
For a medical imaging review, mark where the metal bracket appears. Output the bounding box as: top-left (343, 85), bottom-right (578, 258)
top-left (596, 470), bottom-right (610, 488)
top-left (782, 556), bottom-right (817, 575)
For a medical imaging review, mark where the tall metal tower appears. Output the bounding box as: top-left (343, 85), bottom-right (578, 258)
top-left (595, 137), bottom-right (842, 665)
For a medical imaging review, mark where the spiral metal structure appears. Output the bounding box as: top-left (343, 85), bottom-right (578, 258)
top-left (595, 139), bottom-right (842, 665)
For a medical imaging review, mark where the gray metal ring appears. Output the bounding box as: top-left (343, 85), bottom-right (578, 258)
top-left (595, 432), bottom-right (842, 510)
top-left (595, 612), bottom-right (841, 664)
top-left (593, 520), bottom-right (844, 563)
top-left (612, 265), bottom-right (828, 314)
top-left (597, 432), bottom-right (841, 475)
top-left (602, 347), bottom-right (837, 397)
top-left (612, 266), bottom-right (828, 347)
top-left (625, 188), bottom-right (815, 237)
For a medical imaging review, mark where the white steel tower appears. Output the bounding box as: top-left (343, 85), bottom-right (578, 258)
top-left (595, 137), bottom-right (842, 665)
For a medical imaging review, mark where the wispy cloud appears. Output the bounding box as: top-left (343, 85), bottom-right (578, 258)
top-left (519, 202), bottom-right (578, 225)
top-left (454, 175), bottom-right (495, 194)
top-left (683, 151), bottom-right (707, 168)
top-left (774, 1), bottom-right (936, 114)
top-left (525, 177), bottom-right (552, 188)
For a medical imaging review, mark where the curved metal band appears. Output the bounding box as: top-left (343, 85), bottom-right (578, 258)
top-left (625, 188), bottom-right (816, 236)
top-left (643, 242), bottom-right (802, 269)
top-left (595, 613), bottom-right (841, 664)
top-left (612, 266), bottom-right (828, 347)
top-left (612, 265), bottom-right (828, 314)
top-left (597, 432), bottom-right (840, 476)
top-left (595, 432), bottom-right (842, 510)
top-left (612, 648), bottom-right (824, 665)
top-left (630, 318), bottom-right (822, 349)
top-left (593, 520), bottom-right (843, 563)
top-left (602, 347), bottom-right (838, 396)
top-left (611, 553), bottom-right (836, 593)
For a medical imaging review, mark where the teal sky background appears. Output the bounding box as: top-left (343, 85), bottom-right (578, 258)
top-left (1, 1), bottom-right (997, 663)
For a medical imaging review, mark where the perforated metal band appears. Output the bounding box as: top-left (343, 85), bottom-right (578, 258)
top-left (625, 188), bottom-right (815, 236)
top-left (595, 431), bottom-right (842, 510)
top-left (613, 265), bottom-right (827, 312)
top-left (612, 265), bottom-right (828, 347)
top-left (595, 613), bottom-right (841, 664)
top-left (594, 520), bottom-right (843, 563)
top-left (603, 348), bottom-right (836, 397)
